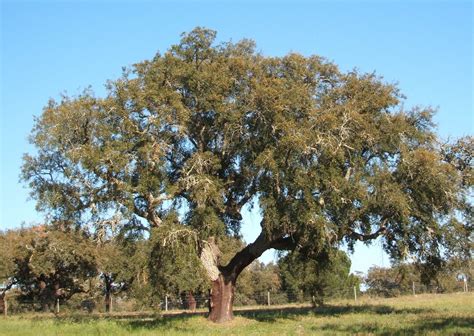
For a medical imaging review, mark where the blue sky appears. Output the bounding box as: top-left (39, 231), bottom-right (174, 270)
top-left (1, 0), bottom-right (472, 274)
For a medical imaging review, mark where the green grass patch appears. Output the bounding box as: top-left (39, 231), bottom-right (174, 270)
top-left (1, 293), bottom-right (473, 335)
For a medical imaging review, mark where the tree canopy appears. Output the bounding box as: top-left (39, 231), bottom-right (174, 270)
top-left (21, 27), bottom-right (473, 322)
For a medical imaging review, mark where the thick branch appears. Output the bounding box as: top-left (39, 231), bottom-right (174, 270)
top-left (221, 232), bottom-right (270, 280)
top-left (269, 236), bottom-right (298, 250)
top-left (132, 194), bottom-right (163, 228)
top-left (348, 226), bottom-right (387, 241)
top-left (221, 231), bottom-right (297, 280)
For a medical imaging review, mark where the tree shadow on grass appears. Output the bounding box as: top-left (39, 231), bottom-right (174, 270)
top-left (116, 304), bottom-right (437, 330)
top-left (37, 312), bottom-right (198, 333)
top-left (312, 316), bottom-right (474, 335)
top-left (34, 303), bottom-right (459, 334)
top-left (234, 304), bottom-right (434, 322)
top-left (122, 314), bottom-right (194, 331)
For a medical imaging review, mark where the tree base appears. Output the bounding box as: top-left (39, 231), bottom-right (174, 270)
top-left (208, 274), bottom-right (235, 323)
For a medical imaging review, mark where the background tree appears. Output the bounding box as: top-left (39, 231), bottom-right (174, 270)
top-left (22, 27), bottom-right (472, 322)
top-left (0, 227), bottom-right (35, 315)
top-left (12, 227), bottom-right (98, 311)
top-left (95, 235), bottom-right (143, 313)
top-left (279, 249), bottom-right (359, 305)
top-left (364, 265), bottom-right (415, 297)
top-left (234, 261), bottom-right (281, 305)
top-left (365, 260), bottom-right (472, 297)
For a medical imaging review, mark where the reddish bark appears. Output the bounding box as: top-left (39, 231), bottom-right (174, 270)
top-left (206, 232), bottom-right (296, 323)
top-left (208, 274), bottom-right (235, 323)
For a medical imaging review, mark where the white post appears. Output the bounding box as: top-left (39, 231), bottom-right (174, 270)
top-left (56, 299), bottom-right (59, 314)
top-left (267, 291), bottom-right (270, 306)
top-left (353, 286), bottom-right (357, 302)
top-left (165, 295), bottom-right (168, 311)
top-left (464, 278), bottom-right (468, 292)
top-left (412, 281), bottom-right (416, 296)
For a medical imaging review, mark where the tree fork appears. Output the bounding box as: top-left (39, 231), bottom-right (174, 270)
top-left (204, 231), bottom-right (296, 322)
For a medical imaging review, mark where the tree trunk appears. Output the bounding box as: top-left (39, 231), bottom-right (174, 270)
top-left (187, 291), bottom-right (197, 311)
top-left (103, 274), bottom-right (113, 313)
top-left (208, 274), bottom-right (235, 323)
top-left (39, 280), bottom-right (50, 312)
top-left (202, 232), bottom-right (296, 323)
top-left (105, 291), bottom-right (111, 313)
top-left (0, 293), bottom-right (6, 317)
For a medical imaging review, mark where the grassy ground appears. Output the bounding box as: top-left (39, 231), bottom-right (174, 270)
top-left (1, 293), bottom-right (472, 335)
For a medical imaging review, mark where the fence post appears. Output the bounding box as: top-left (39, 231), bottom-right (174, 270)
top-left (56, 298), bottom-right (59, 314)
top-left (267, 291), bottom-right (270, 306)
top-left (353, 286), bottom-right (357, 302)
top-left (4, 297), bottom-right (7, 317)
top-left (412, 281), bottom-right (416, 296)
top-left (165, 295), bottom-right (168, 311)
top-left (464, 278), bottom-right (468, 292)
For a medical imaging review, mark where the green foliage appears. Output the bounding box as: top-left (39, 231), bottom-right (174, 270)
top-left (279, 249), bottom-right (359, 304)
top-left (21, 27), bottom-right (472, 294)
top-left (148, 223), bottom-right (208, 297)
top-left (365, 265), bottom-right (417, 297)
top-left (235, 262), bottom-right (281, 305)
top-left (12, 227), bottom-right (98, 306)
top-left (0, 228), bottom-right (31, 285)
top-left (365, 260), bottom-right (473, 297)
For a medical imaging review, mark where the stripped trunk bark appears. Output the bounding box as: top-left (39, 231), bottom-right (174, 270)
top-left (202, 232), bottom-right (295, 323)
top-left (208, 273), bottom-right (235, 323)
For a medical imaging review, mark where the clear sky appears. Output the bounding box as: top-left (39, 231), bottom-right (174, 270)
top-left (1, 0), bottom-right (472, 274)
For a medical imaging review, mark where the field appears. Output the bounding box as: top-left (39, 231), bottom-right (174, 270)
top-left (1, 293), bottom-right (472, 335)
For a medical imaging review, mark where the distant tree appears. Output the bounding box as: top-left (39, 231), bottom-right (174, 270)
top-left (234, 261), bottom-right (281, 305)
top-left (279, 249), bottom-right (359, 305)
top-left (0, 227), bottom-right (35, 315)
top-left (95, 237), bottom-right (141, 312)
top-left (365, 259), bottom-right (473, 297)
top-left (12, 227), bottom-right (98, 311)
top-left (364, 265), bottom-right (414, 297)
top-left (22, 27), bottom-right (472, 322)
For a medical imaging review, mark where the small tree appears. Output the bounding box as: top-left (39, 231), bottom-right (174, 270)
top-left (96, 239), bottom-right (138, 312)
top-left (364, 265), bottom-right (414, 297)
top-left (22, 28), bottom-right (472, 322)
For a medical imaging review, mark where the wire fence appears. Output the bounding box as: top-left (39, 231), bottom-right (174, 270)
top-left (1, 279), bottom-right (470, 316)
